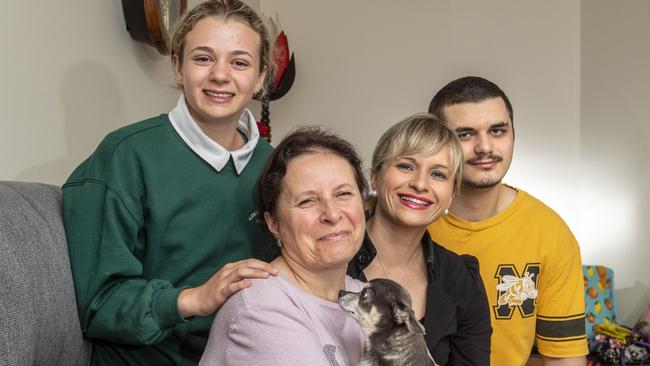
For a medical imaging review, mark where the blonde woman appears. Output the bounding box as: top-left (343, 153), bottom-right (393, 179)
top-left (347, 113), bottom-right (492, 365)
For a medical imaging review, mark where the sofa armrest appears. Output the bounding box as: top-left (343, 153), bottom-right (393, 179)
top-left (0, 181), bottom-right (91, 366)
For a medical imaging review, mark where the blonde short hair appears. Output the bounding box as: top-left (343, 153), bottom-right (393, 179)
top-left (368, 112), bottom-right (463, 211)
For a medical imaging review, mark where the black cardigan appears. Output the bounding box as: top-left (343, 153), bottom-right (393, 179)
top-left (347, 231), bottom-right (492, 366)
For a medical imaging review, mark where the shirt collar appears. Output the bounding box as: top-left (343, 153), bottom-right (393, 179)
top-left (422, 231), bottom-right (436, 282)
top-left (348, 230), bottom-right (436, 282)
top-left (168, 95), bottom-right (261, 175)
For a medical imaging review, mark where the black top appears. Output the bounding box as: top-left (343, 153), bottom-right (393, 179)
top-left (347, 231), bottom-right (492, 366)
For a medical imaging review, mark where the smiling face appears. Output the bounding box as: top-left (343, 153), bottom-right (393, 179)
top-left (173, 17), bottom-right (266, 128)
top-left (441, 97), bottom-right (514, 189)
top-left (265, 153), bottom-right (366, 272)
top-left (372, 147), bottom-right (454, 228)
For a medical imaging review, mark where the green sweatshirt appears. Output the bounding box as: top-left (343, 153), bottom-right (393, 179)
top-left (63, 114), bottom-right (275, 365)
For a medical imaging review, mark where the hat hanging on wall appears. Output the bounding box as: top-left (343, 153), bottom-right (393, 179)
top-left (256, 15), bottom-right (296, 143)
top-left (122, 0), bottom-right (188, 55)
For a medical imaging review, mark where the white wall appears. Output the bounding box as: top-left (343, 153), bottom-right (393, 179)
top-left (259, 0), bottom-right (648, 323)
top-left (580, 0), bottom-right (650, 325)
top-left (0, 2), bottom-right (183, 185)
top-left (259, 0), bottom-right (581, 225)
top-left (0, 0), bottom-right (242, 185)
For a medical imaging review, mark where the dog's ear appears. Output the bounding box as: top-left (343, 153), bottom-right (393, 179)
top-left (393, 302), bottom-right (426, 335)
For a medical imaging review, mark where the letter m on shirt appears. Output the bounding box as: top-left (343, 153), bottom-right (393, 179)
top-left (493, 263), bottom-right (541, 319)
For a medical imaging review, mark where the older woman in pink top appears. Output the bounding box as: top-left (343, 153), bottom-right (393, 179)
top-left (200, 127), bottom-right (369, 366)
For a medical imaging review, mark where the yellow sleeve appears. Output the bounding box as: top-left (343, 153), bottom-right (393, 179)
top-left (535, 220), bottom-right (588, 358)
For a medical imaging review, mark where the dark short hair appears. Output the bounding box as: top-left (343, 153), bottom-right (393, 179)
top-left (428, 76), bottom-right (514, 125)
top-left (255, 127), bottom-right (368, 224)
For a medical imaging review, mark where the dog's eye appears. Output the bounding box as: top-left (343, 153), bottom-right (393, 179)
top-left (361, 287), bottom-right (374, 300)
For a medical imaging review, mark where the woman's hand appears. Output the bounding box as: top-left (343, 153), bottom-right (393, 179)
top-left (178, 259), bottom-right (278, 318)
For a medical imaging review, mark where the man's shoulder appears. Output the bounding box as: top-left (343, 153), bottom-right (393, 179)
top-left (428, 235), bottom-right (481, 284)
top-left (431, 238), bottom-right (471, 269)
top-left (512, 187), bottom-right (566, 223)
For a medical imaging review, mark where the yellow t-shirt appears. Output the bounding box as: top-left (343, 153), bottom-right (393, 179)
top-left (428, 187), bottom-right (588, 366)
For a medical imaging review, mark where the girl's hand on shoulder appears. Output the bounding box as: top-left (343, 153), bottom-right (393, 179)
top-left (178, 259), bottom-right (278, 318)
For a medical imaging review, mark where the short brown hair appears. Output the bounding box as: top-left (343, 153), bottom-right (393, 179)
top-left (428, 76), bottom-right (514, 128)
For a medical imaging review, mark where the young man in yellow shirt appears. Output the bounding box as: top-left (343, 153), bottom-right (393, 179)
top-left (427, 76), bottom-right (588, 366)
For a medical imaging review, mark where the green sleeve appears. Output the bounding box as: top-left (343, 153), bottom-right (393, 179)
top-left (63, 178), bottom-right (186, 345)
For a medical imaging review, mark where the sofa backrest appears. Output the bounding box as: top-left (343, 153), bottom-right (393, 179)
top-left (0, 181), bottom-right (91, 366)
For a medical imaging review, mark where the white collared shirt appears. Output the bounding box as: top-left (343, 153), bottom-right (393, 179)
top-left (168, 95), bottom-right (261, 175)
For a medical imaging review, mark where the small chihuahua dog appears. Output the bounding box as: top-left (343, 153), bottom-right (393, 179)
top-left (338, 278), bottom-right (437, 366)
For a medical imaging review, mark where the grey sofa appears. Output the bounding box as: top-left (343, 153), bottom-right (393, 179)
top-left (0, 181), bottom-right (91, 365)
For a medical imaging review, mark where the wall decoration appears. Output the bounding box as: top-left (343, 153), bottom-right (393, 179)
top-left (122, 0), bottom-right (187, 55)
top-left (257, 15), bottom-right (296, 143)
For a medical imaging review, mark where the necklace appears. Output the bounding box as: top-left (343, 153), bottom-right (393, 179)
top-left (375, 245), bottom-right (421, 280)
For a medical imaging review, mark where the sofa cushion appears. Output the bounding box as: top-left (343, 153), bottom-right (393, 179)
top-left (0, 181), bottom-right (91, 366)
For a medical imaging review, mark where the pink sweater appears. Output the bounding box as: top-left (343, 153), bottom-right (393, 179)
top-left (199, 274), bottom-right (365, 366)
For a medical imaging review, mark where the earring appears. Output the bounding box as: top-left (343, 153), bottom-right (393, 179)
top-left (276, 238), bottom-right (282, 248)
top-left (176, 79), bottom-right (183, 88)
top-left (444, 208), bottom-right (449, 215)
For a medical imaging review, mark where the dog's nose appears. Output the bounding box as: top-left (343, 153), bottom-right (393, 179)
top-left (338, 290), bottom-right (348, 299)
